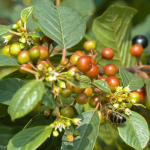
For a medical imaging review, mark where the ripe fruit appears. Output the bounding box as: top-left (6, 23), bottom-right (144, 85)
top-left (104, 64), bottom-right (117, 76)
top-left (72, 86), bottom-right (85, 94)
top-left (106, 76), bottom-right (120, 92)
top-left (77, 56), bottom-right (92, 73)
top-left (83, 40), bottom-right (96, 51)
top-left (132, 35), bottom-right (148, 48)
top-left (19, 64), bottom-right (32, 74)
top-left (38, 46), bottom-right (49, 60)
top-left (84, 87), bottom-right (93, 97)
top-left (70, 54), bottom-right (81, 64)
top-left (9, 42), bottom-right (21, 56)
top-left (98, 76), bottom-right (107, 81)
top-left (2, 45), bottom-right (11, 57)
top-left (101, 47), bottom-right (114, 60)
top-left (74, 51), bottom-right (85, 56)
top-left (133, 89), bottom-right (145, 103)
top-left (76, 93), bottom-right (88, 104)
top-left (129, 92), bottom-right (141, 103)
top-left (18, 51), bottom-right (31, 64)
top-left (60, 106), bottom-right (74, 118)
top-left (89, 95), bottom-right (99, 108)
top-left (29, 47), bottom-right (40, 59)
top-left (61, 88), bottom-right (72, 98)
top-left (130, 44), bottom-right (143, 57)
top-left (85, 63), bottom-right (99, 79)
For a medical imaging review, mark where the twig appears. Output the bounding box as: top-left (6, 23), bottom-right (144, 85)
top-left (28, 62), bottom-right (38, 71)
top-left (46, 58), bottom-right (55, 69)
top-left (21, 67), bottom-right (37, 74)
top-left (9, 30), bottom-right (22, 36)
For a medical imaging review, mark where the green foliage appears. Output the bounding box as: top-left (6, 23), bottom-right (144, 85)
top-left (26, 32), bottom-right (44, 38)
top-left (0, 25), bottom-right (11, 35)
top-left (93, 5), bottom-right (137, 67)
top-left (21, 6), bottom-right (34, 23)
top-left (145, 78), bottom-right (150, 101)
top-left (0, 78), bottom-right (26, 105)
top-left (9, 80), bottom-right (45, 121)
top-left (34, 0), bottom-right (86, 49)
top-left (61, 110), bottom-right (99, 150)
top-left (93, 80), bottom-right (111, 93)
top-left (0, 103), bottom-right (8, 117)
top-left (118, 111), bottom-right (149, 150)
top-left (119, 68), bottom-right (144, 90)
top-left (7, 126), bottom-right (52, 150)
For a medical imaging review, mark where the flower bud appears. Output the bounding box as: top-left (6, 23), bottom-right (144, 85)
top-left (12, 24), bottom-right (19, 29)
top-left (67, 134), bottom-right (74, 142)
top-left (65, 120), bottom-right (71, 127)
top-left (72, 118), bottom-right (81, 126)
top-left (125, 108), bottom-right (131, 116)
top-left (53, 130), bottom-right (59, 137)
top-left (115, 86), bottom-right (123, 92)
top-left (2, 34), bottom-right (13, 44)
top-left (59, 80), bottom-right (66, 88)
top-left (123, 86), bottom-right (130, 93)
top-left (118, 97), bottom-right (122, 103)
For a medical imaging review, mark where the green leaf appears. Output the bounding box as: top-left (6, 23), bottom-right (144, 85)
top-left (0, 55), bottom-right (20, 67)
top-left (34, 0), bottom-right (86, 49)
top-left (61, 110), bottom-right (99, 150)
top-left (119, 68), bottom-right (144, 91)
top-left (93, 5), bottom-right (137, 67)
top-left (145, 78), bottom-right (150, 101)
top-left (93, 80), bottom-right (111, 93)
top-left (27, 32), bottom-right (44, 38)
top-left (7, 126), bottom-right (52, 150)
top-left (0, 78), bottom-right (26, 105)
top-left (21, 6), bottom-right (34, 23)
top-left (0, 103), bottom-right (8, 117)
top-left (0, 25), bottom-right (11, 35)
top-left (9, 80), bottom-right (45, 121)
top-left (58, 96), bottom-right (75, 107)
top-left (118, 111), bottom-right (149, 150)
top-left (42, 89), bottom-right (56, 109)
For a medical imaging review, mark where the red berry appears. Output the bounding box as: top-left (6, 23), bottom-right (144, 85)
top-left (77, 56), bottom-right (92, 73)
top-left (101, 48), bottom-right (114, 60)
top-left (132, 89), bottom-right (145, 103)
top-left (104, 64), bottom-right (117, 76)
top-left (85, 63), bottom-right (99, 79)
top-left (70, 54), bottom-right (81, 64)
top-left (19, 64), bottom-right (32, 74)
top-left (76, 93), bottom-right (88, 104)
top-left (38, 46), bottom-right (49, 60)
top-left (106, 76), bottom-right (120, 92)
top-left (98, 76), bottom-right (107, 81)
top-left (18, 51), bottom-right (31, 64)
top-left (130, 44), bottom-right (143, 57)
top-left (83, 40), bottom-right (96, 51)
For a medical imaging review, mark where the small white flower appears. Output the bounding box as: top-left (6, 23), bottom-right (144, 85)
top-left (115, 86), bottom-right (123, 92)
top-left (27, 38), bottom-right (34, 45)
top-left (123, 85), bottom-right (131, 94)
top-left (2, 35), bottom-right (13, 44)
top-left (125, 108), bottom-right (131, 116)
top-left (54, 122), bottom-right (66, 132)
top-left (37, 64), bottom-right (43, 71)
top-left (72, 118), bottom-right (82, 126)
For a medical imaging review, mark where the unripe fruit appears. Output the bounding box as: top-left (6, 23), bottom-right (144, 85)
top-left (38, 46), bottom-right (49, 60)
top-left (18, 51), bottom-right (31, 64)
top-left (2, 45), bottom-right (11, 57)
top-left (76, 93), bottom-right (88, 104)
top-left (101, 47), bottom-right (114, 60)
top-left (130, 44), bottom-right (143, 57)
top-left (61, 58), bottom-right (69, 65)
top-left (19, 64), bottom-right (32, 74)
top-left (72, 86), bottom-right (85, 94)
top-left (84, 87), bottom-right (93, 97)
top-left (12, 24), bottom-right (19, 29)
top-left (77, 56), bottom-right (92, 73)
top-left (61, 88), bottom-right (72, 98)
top-left (32, 36), bottom-right (40, 43)
top-left (9, 42), bottom-right (21, 56)
top-left (53, 130), bottom-right (59, 137)
top-left (83, 40), bottom-right (96, 51)
top-left (65, 120), bottom-right (71, 127)
top-left (133, 88), bottom-right (145, 103)
top-left (70, 54), bottom-right (81, 64)
top-left (85, 63), bottom-right (99, 79)
top-left (98, 76), bottom-right (107, 81)
top-left (106, 76), bottom-right (120, 92)
top-left (89, 95), bottom-right (99, 108)
top-left (74, 50), bottom-right (85, 56)
top-left (29, 47), bottom-right (40, 59)
top-left (129, 92), bottom-right (140, 103)
top-left (104, 64), bottom-right (117, 76)
top-left (60, 106), bottom-right (74, 118)
top-left (16, 19), bottom-right (24, 27)
top-left (68, 66), bottom-right (79, 73)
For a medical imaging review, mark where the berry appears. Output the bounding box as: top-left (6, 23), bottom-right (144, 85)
top-left (18, 51), bottom-right (31, 64)
top-left (61, 88), bottom-right (72, 98)
top-left (70, 54), bottom-right (81, 64)
top-left (12, 24), bottom-right (19, 29)
top-left (104, 64), bottom-right (117, 76)
top-left (85, 63), bottom-right (99, 79)
top-left (19, 64), bottom-right (32, 74)
top-left (53, 130), bottom-right (59, 137)
top-left (16, 19), bottom-right (24, 27)
top-left (9, 42), bottom-right (21, 56)
top-left (98, 76), bottom-right (107, 81)
top-left (75, 93), bottom-right (88, 104)
top-left (77, 56), bottom-right (92, 73)
top-left (132, 35), bottom-right (148, 48)
top-left (68, 66), bottom-right (79, 73)
top-left (130, 44), bottom-right (143, 57)
top-left (132, 89), bottom-right (144, 103)
top-left (83, 40), bottom-right (96, 51)
top-left (129, 92), bottom-right (141, 103)
top-left (60, 106), bottom-right (74, 118)
top-left (74, 51), bottom-right (85, 56)
top-left (2, 45), bottom-right (11, 57)
top-left (60, 58), bottom-right (69, 66)
top-left (84, 87), bottom-right (93, 97)
top-left (72, 86), bottom-right (85, 94)
top-left (29, 47), bottom-right (40, 59)
top-left (89, 95), bottom-right (99, 108)
top-left (38, 46), bottom-right (49, 60)
top-left (106, 76), bottom-right (120, 92)
top-left (101, 47), bottom-right (114, 60)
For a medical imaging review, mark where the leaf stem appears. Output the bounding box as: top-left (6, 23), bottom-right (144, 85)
top-left (9, 30), bottom-right (22, 36)
top-left (62, 48), bottom-right (66, 61)
top-left (46, 58), bottom-right (55, 69)
top-left (20, 67), bottom-right (37, 74)
top-left (28, 62), bottom-right (38, 71)
top-left (96, 57), bottom-right (103, 63)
